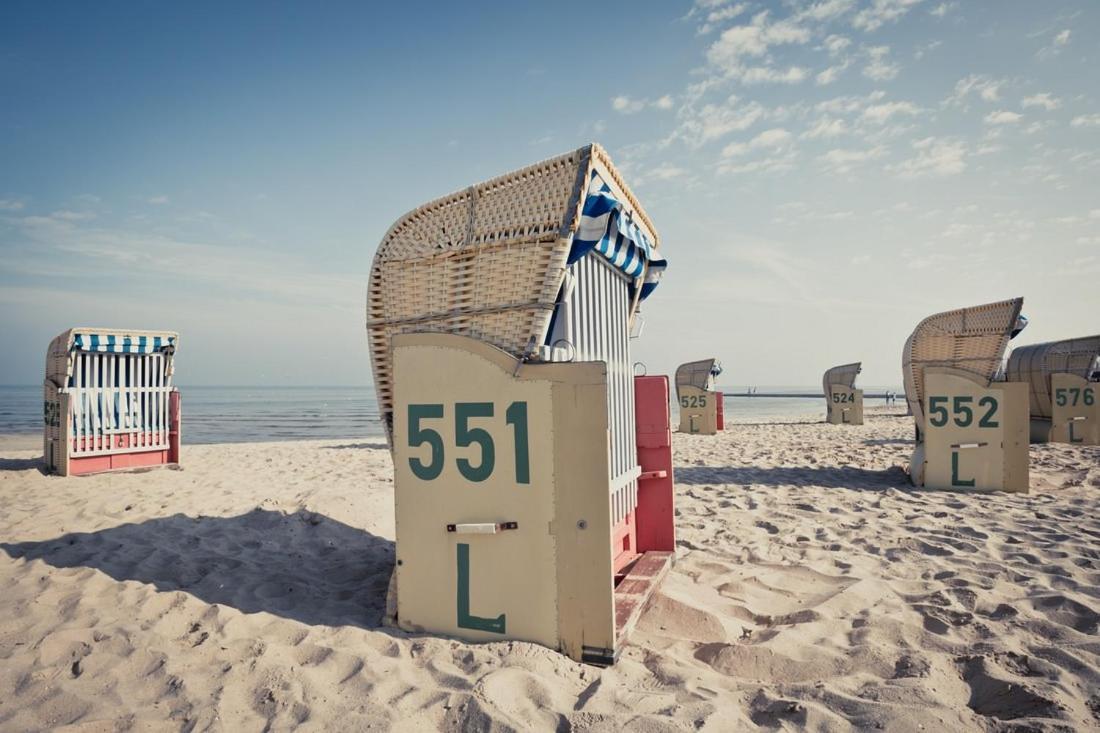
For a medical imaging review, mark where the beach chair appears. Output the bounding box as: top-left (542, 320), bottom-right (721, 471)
top-left (43, 329), bottom-right (181, 476)
top-left (823, 362), bottom-right (864, 425)
top-left (902, 299), bottom-right (1029, 492)
top-left (1006, 336), bottom-right (1100, 445)
top-left (367, 144), bottom-right (674, 665)
top-left (675, 359), bottom-right (723, 434)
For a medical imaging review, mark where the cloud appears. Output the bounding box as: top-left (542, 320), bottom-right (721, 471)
top-left (823, 35), bottom-right (851, 55)
top-left (852, 0), bottom-right (925, 32)
top-left (612, 95), bottom-right (675, 114)
top-left (929, 2), bottom-right (956, 18)
top-left (984, 110), bottom-right (1022, 125)
top-left (717, 152), bottom-right (798, 175)
top-left (741, 65), bottom-right (808, 84)
top-left (862, 100), bottom-right (920, 124)
top-left (1037, 29), bottom-right (1071, 60)
top-left (612, 96), bottom-right (646, 114)
top-left (946, 74), bottom-right (1003, 105)
top-left (1070, 114), bottom-right (1100, 128)
top-left (1020, 93), bottom-right (1061, 111)
top-left (819, 145), bottom-right (886, 173)
top-left (802, 116), bottom-right (848, 139)
top-left (668, 95), bottom-right (767, 147)
top-left (0, 199), bottom-right (25, 211)
top-left (863, 46), bottom-right (899, 80)
top-left (721, 127), bottom-right (792, 157)
top-left (894, 137), bottom-right (966, 178)
top-left (696, 2), bottom-right (749, 35)
top-left (148, 195), bottom-right (169, 205)
top-left (705, 11), bottom-right (812, 84)
top-left (816, 63), bottom-right (847, 85)
top-left (797, 0), bottom-right (856, 22)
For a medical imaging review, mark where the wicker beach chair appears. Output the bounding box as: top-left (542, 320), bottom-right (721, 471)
top-left (368, 144), bottom-right (674, 664)
top-left (674, 359), bottom-right (723, 433)
top-left (44, 328), bottom-right (181, 476)
top-left (901, 299), bottom-right (1029, 491)
top-left (823, 362), bottom-right (863, 425)
top-left (1006, 335), bottom-right (1100, 444)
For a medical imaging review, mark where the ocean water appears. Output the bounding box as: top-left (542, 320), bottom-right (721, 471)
top-left (0, 385), bottom-right (902, 444)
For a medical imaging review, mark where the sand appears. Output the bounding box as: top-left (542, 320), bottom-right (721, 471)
top-left (1, 409), bottom-right (1098, 731)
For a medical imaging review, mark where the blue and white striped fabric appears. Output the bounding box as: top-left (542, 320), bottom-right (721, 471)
top-left (570, 172), bottom-right (667, 300)
top-left (72, 333), bottom-right (176, 354)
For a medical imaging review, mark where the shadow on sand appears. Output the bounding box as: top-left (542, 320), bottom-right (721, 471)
top-left (0, 509), bottom-right (394, 630)
top-left (0, 456), bottom-right (46, 474)
top-left (675, 464), bottom-right (910, 490)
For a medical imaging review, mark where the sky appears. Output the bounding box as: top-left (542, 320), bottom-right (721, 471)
top-left (1, 0), bottom-right (1097, 388)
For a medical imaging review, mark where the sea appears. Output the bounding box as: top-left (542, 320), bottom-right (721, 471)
top-left (0, 385), bottom-right (903, 445)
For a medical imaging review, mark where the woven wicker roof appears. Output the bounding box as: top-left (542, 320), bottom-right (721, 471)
top-left (367, 144), bottom-right (660, 441)
top-left (1005, 335), bottom-right (1100, 418)
top-left (902, 298), bottom-right (1023, 430)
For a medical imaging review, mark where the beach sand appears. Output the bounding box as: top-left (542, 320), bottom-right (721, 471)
top-left (1, 409), bottom-right (1098, 731)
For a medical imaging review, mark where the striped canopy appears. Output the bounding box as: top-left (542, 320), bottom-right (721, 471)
top-left (71, 332), bottom-right (177, 354)
top-left (570, 172), bottom-right (667, 300)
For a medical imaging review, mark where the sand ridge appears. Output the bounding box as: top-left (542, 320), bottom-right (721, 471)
top-left (1, 412), bottom-right (1098, 731)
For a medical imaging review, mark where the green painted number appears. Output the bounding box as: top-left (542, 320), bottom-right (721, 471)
top-left (978, 396), bottom-right (999, 428)
top-left (505, 401), bottom-right (530, 484)
top-left (953, 396), bottom-right (974, 427)
top-left (698, 395), bottom-right (707, 408)
top-left (951, 451), bottom-right (975, 487)
top-left (408, 404), bottom-right (445, 480)
top-left (1085, 388), bottom-right (1095, 406)
top-left (455, 403), bottom-right (495, 482)
top-left (929, 396), bottom-right (949, 427)
top-left (456, 543), bottom-right (505, 634)
top-left (1070, 388), bottom-right (1081, 406)
top-left (1055, 388), bottom-right (1067, 407)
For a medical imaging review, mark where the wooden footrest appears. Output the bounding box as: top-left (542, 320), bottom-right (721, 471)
top-left (614, 550), bottom-right (674, 644)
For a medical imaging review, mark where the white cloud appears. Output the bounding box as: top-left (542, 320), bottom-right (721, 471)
top-left (49, 210), bottom-right (96, 221)
top-left (741, 65), bottom-right (808, 84)
top-left (863, 46), bottom-right (899, 81)
top-left (705, 11), bottom-right (812, 83)
top-left (612, 96), bottom-right (646, 114)
top-left (929, 2), bottom-right (956, 18)
top-left (1070, 114), bottom-right (1100, 128)
top-left (1089, 209), bottom-right (1100, 220)
top-left (823, 35), bottom-right (851, 55)
top-left (816, 64), bottom-right (846, 85)
top-left (984, 110), bottom-right (1022, 125)
top-left (946, 74), bottom-right (1003, 105)
top-left (894, 137), bottom-right (967, 178)
top-left (717, 152), bottom-right (798, 175)
top-left (853, 0), bottom-right (925, 32)
top-left (721, 127), bottom-right (792, 157)
top-left (148, 195), bottom-right (169, 205)
top-left (612, 95), bottom-right (675, 114)
top-left (0, 199), bottom-right (25, 211)
top-left (669, 95), bottom-right (767, 147)
top-left (802, 116), bottom-right (848, 139)
top-left (1021, 93), bottom-right (1061, 111)
top-left (819, 145), bottom-right (886, 173)
top-left (797, 0), bottom-right (856, 22)
top-left (862, 100), bottom-right (920, 124)
top-left (1038, 29), bottom-right (1071, 60)
top-left (697, 2), bottom-right (749, 35)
